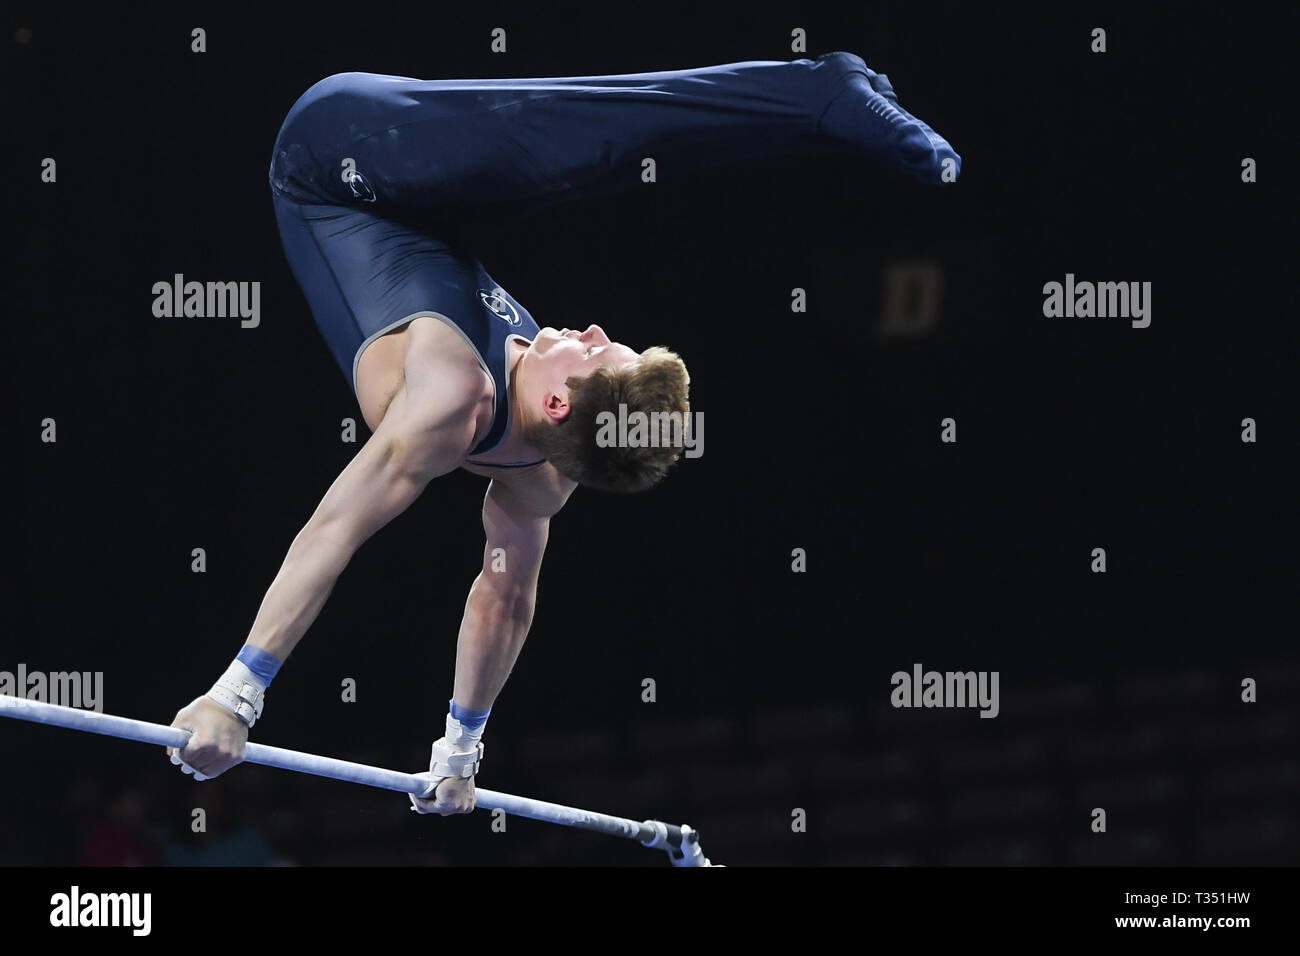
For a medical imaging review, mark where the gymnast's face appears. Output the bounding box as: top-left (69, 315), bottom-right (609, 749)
top-left (528, 325), bottom-right (640, 390)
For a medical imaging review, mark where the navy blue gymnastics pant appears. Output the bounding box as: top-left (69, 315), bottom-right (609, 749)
top-left (268, 53), bottom-right (959, 391)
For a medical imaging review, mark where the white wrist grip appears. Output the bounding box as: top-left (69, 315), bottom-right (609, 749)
top-left (428, 735), bottom-right (484, 780)
top-left (205, 660), bottom-right (267, 729)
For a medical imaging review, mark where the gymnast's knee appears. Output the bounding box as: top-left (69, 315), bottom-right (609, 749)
top-left (295, 70), bottom-right (360, 102)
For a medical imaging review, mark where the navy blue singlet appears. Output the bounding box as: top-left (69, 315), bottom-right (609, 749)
top-left (267, 55), bottom-right (958, 461)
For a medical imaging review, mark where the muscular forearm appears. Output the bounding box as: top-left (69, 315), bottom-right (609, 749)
top-left (244, 525), bottom-right (353, 661)
top-left (451, 572), bottom-right (536, 711)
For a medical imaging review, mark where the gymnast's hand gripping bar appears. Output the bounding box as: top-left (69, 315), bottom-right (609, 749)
top-left (0, 695), bottom-right (718, 867)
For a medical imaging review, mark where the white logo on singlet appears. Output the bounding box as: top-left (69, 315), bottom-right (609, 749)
top-left (478, 288), bottom-right (521, 326)
top-left (345, 169), bottom-right (376, 203)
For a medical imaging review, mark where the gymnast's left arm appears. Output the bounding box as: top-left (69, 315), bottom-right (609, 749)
top-left (410, 477), bottom-right (571, 815)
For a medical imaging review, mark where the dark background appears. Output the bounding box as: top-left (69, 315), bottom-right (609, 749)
top-left (6, 1), bottom-right (1294, 866)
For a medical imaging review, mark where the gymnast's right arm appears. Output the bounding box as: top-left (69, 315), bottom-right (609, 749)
top-left (165, 369), bottom-right (486, 781)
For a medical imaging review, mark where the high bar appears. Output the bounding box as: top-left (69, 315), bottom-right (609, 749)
top-left (0, 694), bottom-right (717, 867)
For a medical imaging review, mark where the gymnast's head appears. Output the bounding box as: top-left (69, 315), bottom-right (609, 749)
top-left (518, 325), bottom-right (690, 493)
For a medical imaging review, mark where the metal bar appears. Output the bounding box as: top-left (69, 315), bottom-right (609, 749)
top-left (0, 695), bottom-right (717, 865)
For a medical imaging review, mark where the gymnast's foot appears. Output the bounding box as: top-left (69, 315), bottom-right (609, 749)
top-left (815, 51), bottom-right (961, 184)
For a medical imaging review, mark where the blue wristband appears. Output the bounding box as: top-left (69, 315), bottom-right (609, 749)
top-left (449, 698), bottom-right (491, 735)
top-left (236, 645), bottom-right (283, 687)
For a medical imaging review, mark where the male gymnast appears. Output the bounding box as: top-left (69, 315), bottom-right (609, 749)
top-left (164, 52), bottom-right (959, 815)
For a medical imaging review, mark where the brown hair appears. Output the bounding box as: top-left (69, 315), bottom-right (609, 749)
top-left (524, 346), bottom-right (691, 493)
